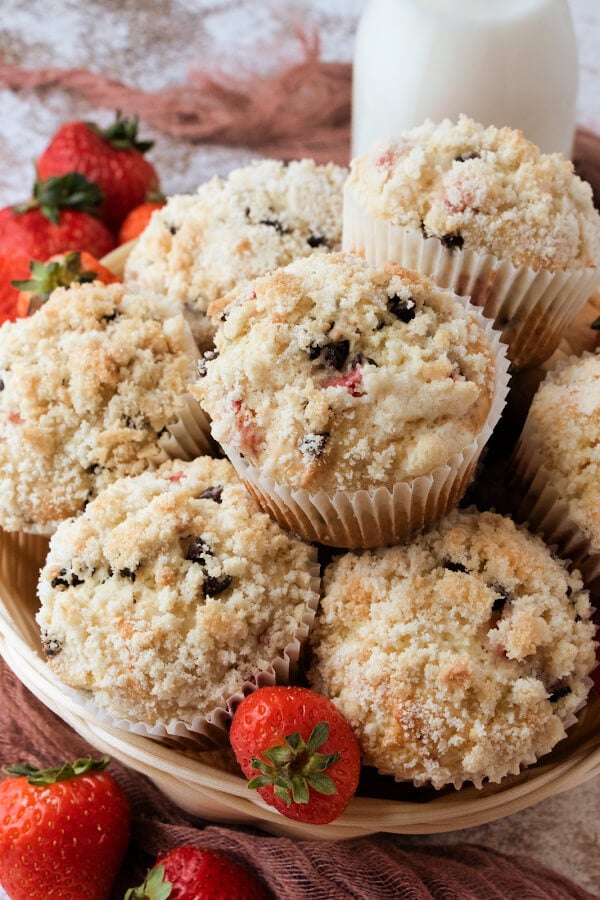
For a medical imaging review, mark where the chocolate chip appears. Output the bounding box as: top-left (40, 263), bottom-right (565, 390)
top-left (548, 685), bottom-right (572, 703)
top-left (70, 573), bottom-right (85, 587)
top-left (101, 310), bottom-right (120, 323)
top-left (298, 432), bottom-right (329, 458)
top-left (168, 224), bottom-right (178, 235)
top-left (308, 343), bottom-right (322, 360)
top-left (352, 353), bottom-right (377, 368)
top-left (322, 340), bottom-right (350, 370)
top-left (455, 152), bottom-right (481, 162)
top-left (86, 464), bottom-right (101, 475)
top-left (197, 350), bottom-right (219, 378)
top-left (42, 637), bottom-right (62, 657)
top-left (0, 378), bottom-right (5, 391)
top-left (491, 584), bottom-right (512, 612)
top-left (307, 234), bottom-right (329, 248)
top-left (388, 295), bottom-right (416, 323)
top-left (186, 537), bottom-right (213, 565)
top-left (443, 560), bottom-right (469, 573)
top-left (198, 485), bottom-right (223, 503)
top-left (259, 218), bottom-right (288, 235)
top-left (440, 233), bottom-right (464, 251)
top-left (50, 576), bottom-right (70, 590)
top-left (204, 572), bottom-right (233, 596)
top-left (119, 567), bottom-right (137, 582)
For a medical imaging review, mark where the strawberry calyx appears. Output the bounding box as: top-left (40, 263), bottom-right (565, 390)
top-left (247, 721), bottom-right (340, 806)
top-left (124, 863), bottom-right (172, 900)
top-left (91, 111), bottom-right (154, 154)
top-left (14, 172), bottom-right (104, 224)
top-left (12, 251), bottom-right (98, 311)
top-left (3, 755), bottom-right (110, 786)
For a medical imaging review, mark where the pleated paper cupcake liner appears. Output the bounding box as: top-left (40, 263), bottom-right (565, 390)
top-left (44, 554), bottom-right (321, 751)
top-left (221, 300), bottom-right (510, 549)
top-left (512, 427), bottom-right (600, 600)
top-left (343, 185), bottom-right (600, 370)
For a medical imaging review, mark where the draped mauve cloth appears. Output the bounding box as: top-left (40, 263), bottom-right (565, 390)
top-left (1, 36), bottom-right (600, 900)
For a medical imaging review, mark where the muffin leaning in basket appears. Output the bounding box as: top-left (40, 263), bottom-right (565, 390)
top-left (191, 252), bottom-right (509, 548)
top-left (308, 509), bottom-right (597, 790)
top-left (124, 158), bottom-right (347, 351)
top-left (512, 352), bottom-right (600, 599)
top-left (343, 115), bottom-right (600, 369)
top-left (35, 457), bottom-right (320, 747)
top-left (0, 281), bottom-right (210, 536)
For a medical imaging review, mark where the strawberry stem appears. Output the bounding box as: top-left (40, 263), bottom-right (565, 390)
top-left (14, 172), bottom-right (104, 224)
top-left (3, 755), bottom-right (110, 786)
top-left (12, 252), bottom-right (98, 311)
top-left (247, 721), bottom-right (340, 806)
top-left (91, 111), bottom-right (154, 154)
top-left (124, 863), bottom-right (172, 900)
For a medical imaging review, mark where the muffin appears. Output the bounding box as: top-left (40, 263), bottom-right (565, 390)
top-left (124, 158), bottom-right (347, 350)
top-left (36, 457), bottom-right (320, 743)
top-left (512, 352), bottom-right (600, 596)
top-left (191, 252), bottom-right (508, 547)
top-left (0, 281), bottom-right (205, 535)
top-left (308, 509), bottom-right (596, 789)
top-left (344, 115), bottom-right (600, 368)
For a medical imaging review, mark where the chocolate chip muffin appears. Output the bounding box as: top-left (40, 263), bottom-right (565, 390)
top-left (344, 116), bottom-right (600, 368)
top-left (124, 158), bottom-right (347, 351)
top-left (308, 509), bottom-right (596, 789)
top-left (513, 352), bottom-right (600, 595)
top-left (36, 457), bottom-right (319, 734)
top-left (0, 281), bottom-right (199, 534)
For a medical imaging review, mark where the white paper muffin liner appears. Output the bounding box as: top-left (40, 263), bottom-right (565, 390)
top-left (45, 553), bottom-right (321, 750)
top-left (512, 423), bottom-right (600, 600)
top-left (221, 301), bottom-right (510, 549)
top-left (343, 186), bottom-right (600, 370)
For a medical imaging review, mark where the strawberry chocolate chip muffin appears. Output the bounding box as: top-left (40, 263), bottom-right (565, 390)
top-left (124, 158), bottom-right (347, 351)
top-left (36, 457), bottom-right (319, 741)
top-left (344, 115), bottom-right (600, 368)
top-left (191, 252), bottom-right (508, 547)
top-left (308, 509), bottom-right (596, 789)
top-left (0, 281), bottom-right (200, 534)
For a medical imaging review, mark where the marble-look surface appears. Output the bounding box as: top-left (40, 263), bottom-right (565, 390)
top-left (0, 2), bottom-right (598, 896)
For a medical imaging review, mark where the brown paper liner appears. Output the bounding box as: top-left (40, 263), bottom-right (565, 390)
top-left (221, 301), bottom-right (510, 549)
top-left (46, 552), bottom-right (321, 750)
top-left (343, 186), bottom-right (600, 370)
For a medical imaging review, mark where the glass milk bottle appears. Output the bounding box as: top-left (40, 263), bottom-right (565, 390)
top-left (352, 0), bottom-right (578, 158)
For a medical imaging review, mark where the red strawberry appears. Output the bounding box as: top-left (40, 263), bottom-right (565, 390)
top-left (125, 845), bottom-right (269, 900)
top-left (118, 197), bottom-right (166, 244)
top-left (38, 112), bottom-right (160, 229)
top-left (0, 756), bottom-right (131, 900)
top-left (323, 366), bottom-right (365, 397)
top-left (0, 254), bottom-right (34, 324)
top-left (229, 686), bottom-right (361, 825)
top-left (0, 172), bottom-right (115, 260)
top-left (12, 249), bottom-right (121, 316)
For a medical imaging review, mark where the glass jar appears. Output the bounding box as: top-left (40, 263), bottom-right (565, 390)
top-left (352, 0), bottom-right (578, 158)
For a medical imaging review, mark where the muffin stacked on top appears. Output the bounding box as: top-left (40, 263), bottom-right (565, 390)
top-left (28, 140), bottom-right (598, 789)
top-left (344, 115), bottom-right (600, 368)
top-left (125, 159), bottom-right (347, 351)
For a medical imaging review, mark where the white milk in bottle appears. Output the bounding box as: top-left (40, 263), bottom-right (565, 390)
top-left (352, 0), bottom-right (578, 157)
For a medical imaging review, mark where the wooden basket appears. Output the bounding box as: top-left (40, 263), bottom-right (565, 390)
top-left (1, 529), bottom-right (599, 841)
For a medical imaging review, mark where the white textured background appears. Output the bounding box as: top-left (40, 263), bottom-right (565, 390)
top-left (0, 1), bottom-right (598, 896)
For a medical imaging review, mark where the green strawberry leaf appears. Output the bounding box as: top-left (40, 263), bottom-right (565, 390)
top-left (3, 755), bottom-right (110, 786)
top-left (93, 111), bottom-right (154, 154)
top-left (124, 863), bottom-right (172, 900)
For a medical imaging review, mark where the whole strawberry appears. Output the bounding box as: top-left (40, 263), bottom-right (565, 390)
top-left (125, 845), bottom-right (269, 900)
top-left (38, 112), bottom-right (160, 229)
top-left (229, 686), bottom-right (361, 825)
top-left (12, 249), bottom-right (121, 315)
top-left (0, 756), bottom-right (131, 900)
top-left (118, 196), bottom-right (165, 244)
top-left (0, 172), bottom-right (115, 260)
